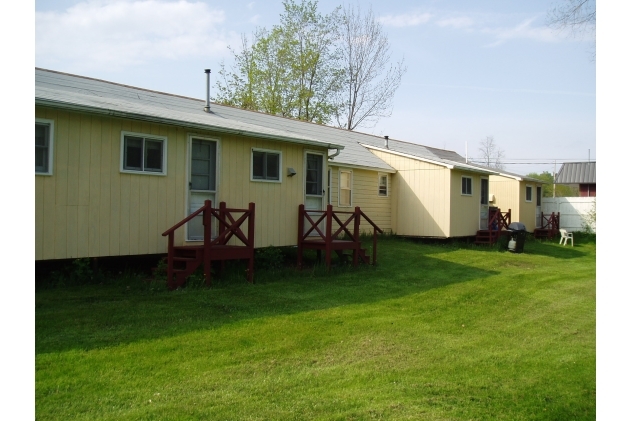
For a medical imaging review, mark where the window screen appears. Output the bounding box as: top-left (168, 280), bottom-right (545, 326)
top-left (526, 186), bottom-right (532, 202)
top-left (35, 123), bottom-right (50, 173)
top-left (252, 150), bottom-right (280, 181)
top-left (379, 175), bottom-right (388, 196)
top-left (123, 134), bottom-right (165, 173)
top-left (306, 154), bottom-right (323, 195)
top-left (191, 139), bottom-right (216, 190)
top-left (340, 171), bottom-right (352, 206)
top-left (462, 177), bottom-right (472, 195)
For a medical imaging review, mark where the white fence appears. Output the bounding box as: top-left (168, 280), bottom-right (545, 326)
top-left (542, 197), bottom-right (596, 233)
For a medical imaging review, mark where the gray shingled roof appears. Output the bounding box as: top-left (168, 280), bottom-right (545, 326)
top-left (36, 68), bottom-right (345, 152)
top-left (35, 68), bottom-right (395, 172)
top-left (359, 137), bottom-right (497, 175)
top-left (555, 162), bottom-right (596, 184)
top-left (35, 68), bottom-right (534, 179)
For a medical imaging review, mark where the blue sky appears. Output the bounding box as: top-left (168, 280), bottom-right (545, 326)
top-left (34, 0), bottom-right (596, 175)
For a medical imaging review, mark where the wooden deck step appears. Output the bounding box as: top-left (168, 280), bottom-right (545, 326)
top-left (475, 229), bottom-right (506, 245)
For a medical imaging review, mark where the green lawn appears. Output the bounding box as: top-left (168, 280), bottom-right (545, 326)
top-left (36, 235), bottom-right (595, 420)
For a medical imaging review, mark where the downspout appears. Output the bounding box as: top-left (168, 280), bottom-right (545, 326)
top-left (328, 148), bottom-right (341, 160)
top-left (203, 69), bottom-right (211, 113)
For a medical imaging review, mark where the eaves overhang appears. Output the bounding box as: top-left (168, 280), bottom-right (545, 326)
top-left (35, 98), bottom-right (345, 151)
top-left (327, 160), bottom-right (396, 174)
top-left (361, 144), bottom-right (497, 175)
top-left (491, 172), bottom-right (545, 183)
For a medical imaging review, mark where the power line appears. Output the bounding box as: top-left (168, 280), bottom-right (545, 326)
top-left (467, 158), bottom-right (595, 162)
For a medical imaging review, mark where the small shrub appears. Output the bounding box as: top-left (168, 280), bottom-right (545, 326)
top-left (581, 200), bottom-right (596, 233)
top-left (39, 258), bottom-right (104, 288)
top-left (185, 267), bottom-right (209, 289)
top-left (153, 258), bottom-right (168, 281)
top-left (255, 246), bottom-right (285, 271)
top-left (70, 258), bottom-right (93, 284)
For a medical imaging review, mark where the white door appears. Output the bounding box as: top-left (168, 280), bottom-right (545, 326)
top-left (187, 138), bottom-right (217, 241)
top-left (480, 178), bottom-right (489, 230)
top-left (304, 152), bottom-right (325, 235)
top-left (536, 186), bottom-right (542, 228)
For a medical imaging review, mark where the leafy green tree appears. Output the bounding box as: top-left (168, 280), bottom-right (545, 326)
top-left (214, 0), bottom-right (405, 129)
top-left (213, 0), bottom-right (344, 124)
top-left (526, 171), bottom-right (578, 197)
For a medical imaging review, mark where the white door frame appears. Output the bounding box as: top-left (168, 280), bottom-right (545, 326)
top-left (185, 134), bottom-right (220, 241)
top-left (303, 150), bottom-right (326, 210)
top-left (303, 150), bottom-right (327, 236)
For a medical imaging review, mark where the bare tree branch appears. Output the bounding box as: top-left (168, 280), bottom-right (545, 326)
top-left (547, 0), bottom-right (595, 59)
top-left (478, 136), bottom-right (505, 170)
top-left (335, 4), bottom-right (407, 131)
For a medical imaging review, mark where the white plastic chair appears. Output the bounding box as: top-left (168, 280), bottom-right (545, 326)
top-left (559, 229), bottom-right (573, 246)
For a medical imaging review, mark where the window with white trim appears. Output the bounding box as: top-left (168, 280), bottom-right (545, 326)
top-left (378, 174), bottom-right (388, 197)
top-left (121, 132), bottom-right (167, 174)
top-left (251, 148), bottom-right (281, 182)
top-left (339, 170), bottom-right (352, 206)
top-left (461, 176), bottom-right (472, 195)
top-left (526, 185), bottom-right (533, 202)
top-left (35, 119), bottom-right (54, 175)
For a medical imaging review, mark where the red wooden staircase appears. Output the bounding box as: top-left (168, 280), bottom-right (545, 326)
top-left (475, 207), bottom-right (511, 245)
top-left (161, 201), bottom-right (255, 290)
top-left (298, 204), bottom-right (382, 270)
top-left (534, 212), bottom-right (560, 240)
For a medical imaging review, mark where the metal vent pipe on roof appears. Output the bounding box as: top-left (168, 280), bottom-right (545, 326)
top-left (204, 69), bottom-right (211, 113)
top-left (384, 135), bottom-right (389, 148)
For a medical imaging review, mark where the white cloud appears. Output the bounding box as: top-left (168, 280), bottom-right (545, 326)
top-left (436, 17), bottom-right (473, 29)
top-left (249, 14), bottom-right (260, 24)
top-left (36, 0), bottom-right (237, 71)
top-left (378, 12), bottom-right (432, 28)
top-left (482, 18), bottom-right (561, 47)
top-left (247, 2), bottom-right (255, 10)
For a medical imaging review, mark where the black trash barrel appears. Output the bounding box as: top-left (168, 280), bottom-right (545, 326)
top-left (507, 222), bottom-right (527, 253)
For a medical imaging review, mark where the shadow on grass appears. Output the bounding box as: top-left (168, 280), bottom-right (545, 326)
top-left (522, 242), bottom-right (589, 259)
top-left (446, 234), bottom-right (591, 260)
top-left (36, 237), bottom-right (499, 354)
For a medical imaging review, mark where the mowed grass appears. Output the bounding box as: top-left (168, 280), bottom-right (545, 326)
top-left (36, 235), bottom-right (595, 420)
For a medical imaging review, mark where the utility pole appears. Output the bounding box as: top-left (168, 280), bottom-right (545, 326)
top-left (553, 160), bottom-right (556, 198)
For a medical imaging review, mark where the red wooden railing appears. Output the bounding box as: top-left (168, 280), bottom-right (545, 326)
top-left (486, 207), bottom-right (511, 244)
top-left (161, 200), bottom-right (255, 287)
top-left (540, 212), bottom-right (560, 232)
top-left (535, 212), bottom-right (560, 239)
top-left (298, 204), bottom-right (383, 269)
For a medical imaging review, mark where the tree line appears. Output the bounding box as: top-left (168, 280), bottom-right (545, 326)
top-left (212, 0), bottom-right (406, 130)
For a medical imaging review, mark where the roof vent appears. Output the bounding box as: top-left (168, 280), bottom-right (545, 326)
top-left (204, 69), bottom-right (211, 113)
top-left (384, 135), bottom-right (389, 149)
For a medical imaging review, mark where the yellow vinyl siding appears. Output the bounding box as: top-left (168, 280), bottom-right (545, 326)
top-left (520, 183), bottom-right (538, 232)
top-left (449, 171), bottom-right (482, 237)
top-left (489, 175), bottom-right (518, 216)
top-left (216, 136), bottom-right (309, 247)
top-left (489, 175), bottom-right (542, 232)
top-left (35, 106), bottom-right (328, 260)
top-left (368, 151), bottom-right (450, 237)
top-left (329, 167), bottom-right (392, 234)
